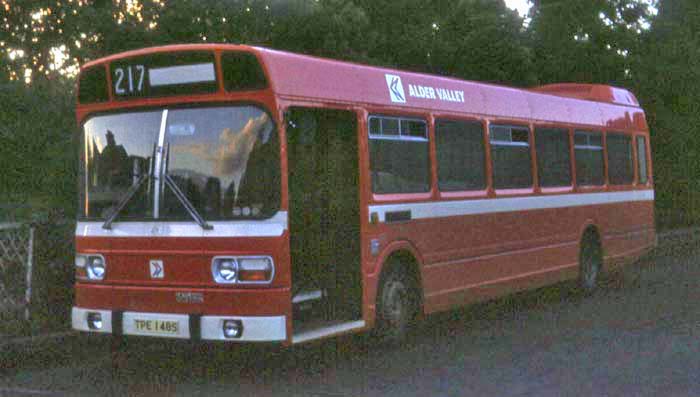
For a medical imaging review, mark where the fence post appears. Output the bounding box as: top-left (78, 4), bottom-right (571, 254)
top-left (24, 226), bottom-right (34, 321)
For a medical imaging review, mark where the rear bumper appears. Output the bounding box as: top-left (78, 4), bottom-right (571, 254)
top-left (72, 307), bottom-right (287, 342)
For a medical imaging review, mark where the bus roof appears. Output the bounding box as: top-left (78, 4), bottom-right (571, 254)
top-left (80, 44), bottom-right (647, 131)
top-left (255, 46), bottom-right (646, 131)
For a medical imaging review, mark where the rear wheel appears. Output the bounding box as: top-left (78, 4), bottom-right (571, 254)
top-left (375, 266), bottom-right (419, 344)
top-left (579, 231), bottom-right (602, 293)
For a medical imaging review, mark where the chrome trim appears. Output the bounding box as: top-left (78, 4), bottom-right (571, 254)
top-left (200, 315), bottom-right (286, 342)
top-left (72, 307), bottom-right (113, 333)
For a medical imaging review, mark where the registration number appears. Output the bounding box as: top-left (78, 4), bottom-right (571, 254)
top-left (134, 319), bottom-right (179, 334)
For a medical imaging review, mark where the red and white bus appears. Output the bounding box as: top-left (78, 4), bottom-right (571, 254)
top-left (71, 44), bottom-right (655, 345)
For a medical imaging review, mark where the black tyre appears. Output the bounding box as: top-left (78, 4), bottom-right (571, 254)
top-left (375, 266), bottom-right (419, 344)
top-left (579, 232), bottom-right (602, 293)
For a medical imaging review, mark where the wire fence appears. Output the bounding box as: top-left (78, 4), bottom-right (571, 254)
top-left (0, 206), bottom-right (75, 336)
top-left (0, 222), bottom-right (34, 321)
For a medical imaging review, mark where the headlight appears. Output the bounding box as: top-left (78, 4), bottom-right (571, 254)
top-left (86, 255), bottom-right (106, 280)
top-left (87, 312), bottom-right (103, 330)
top-left (222, 319), bottom-right (243, 338)
top-left (212, 258), bottom-right (238, 284)
top-left (211, 256), bottom-right (274, 284)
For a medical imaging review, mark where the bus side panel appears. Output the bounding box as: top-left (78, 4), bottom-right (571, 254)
top-left (420, 202), bottom-right (580, 313)
top-left (369, 197), bottom-right (654, 315)
top-left (599, 199), bottom-right (655, 267)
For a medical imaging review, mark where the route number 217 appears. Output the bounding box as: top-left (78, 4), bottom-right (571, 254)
top-left (114, 65), bottom-right (145, 95)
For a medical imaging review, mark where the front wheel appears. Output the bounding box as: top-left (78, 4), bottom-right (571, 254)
top-left (375, 267), bottom-right (418, 344)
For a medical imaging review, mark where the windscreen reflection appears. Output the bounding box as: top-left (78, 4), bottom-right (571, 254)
top-left (163, 107), bottom-right (280, 220)
top-left (80, 106), bottom-right (280, 221)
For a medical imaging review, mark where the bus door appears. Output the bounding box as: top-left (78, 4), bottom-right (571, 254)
top-left (286, 107), bottom-right (361, 325)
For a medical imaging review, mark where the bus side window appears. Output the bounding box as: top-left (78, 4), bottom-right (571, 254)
top-left (574, 130), bottom-right (604, 186)
top-left (435, 119), bottom-right (486, 191)
top-left (535, 127), bottom-right (572, 188)
top-left (489, 124), bottom-right (532, 189)
top-left (636, 136), bottom-right (648, 184)
top-left (607, 132), bottom-right (634, 185)
top-left (368, 115), bottom-right (430, 194)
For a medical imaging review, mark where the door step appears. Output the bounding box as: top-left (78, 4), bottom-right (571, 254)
top-left (292, 320), bottom-right (366, 345)
top-left (292, 289), bottom-right (324, 304)
top-left (292, 289), bottom-right (325, 317)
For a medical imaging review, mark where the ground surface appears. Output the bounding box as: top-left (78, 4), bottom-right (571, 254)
top-left (1, 231), bottom-right (699, 396)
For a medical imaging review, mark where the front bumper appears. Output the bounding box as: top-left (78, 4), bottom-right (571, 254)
top-left (72, 307), bottom-right (287, 342)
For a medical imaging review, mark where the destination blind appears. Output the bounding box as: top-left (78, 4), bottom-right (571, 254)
top-left (77, 50), bottom-right (268, 103)
top-left (109, 51), bottom-right (218, 99)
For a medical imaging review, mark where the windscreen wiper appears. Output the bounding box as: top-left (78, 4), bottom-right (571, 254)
top-left (102, 174), bottom-right (149, 230)
top-left (160, 142), bottom-right (212, 230)
top-left (163, 174), bottom-right (213, 230)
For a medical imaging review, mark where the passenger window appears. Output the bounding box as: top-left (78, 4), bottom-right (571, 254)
top-left (489, 124), bottom-right (532, 189)
top-left (535, 127), bottom-right (571, 188)
top-left (636, 136), bottom-right (648, 184)
top-left (435, 120), bottom-right (486, 191)
top-left (369, 116), bottom-right (430, 194)
top-left (574, 131), bottom-right (604, 186)
top-left (607, 132), bottom-right (634, 185)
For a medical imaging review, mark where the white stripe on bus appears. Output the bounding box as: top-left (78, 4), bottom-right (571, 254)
top-left (75, 211), bottom-right (288, 238)
top-left (369, 189), bottom-right (654, 222)
top-left (75, 190), bottom-right (654, 237)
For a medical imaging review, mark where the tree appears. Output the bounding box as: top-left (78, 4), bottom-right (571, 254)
top-left (271, 0), bottom-right (535, 86)
top-left (633, 0), bottom-right (700, 227)
top-left (530, 0), bottom-right (656, 86)
top-left (428, 0), bottom-right (535, 86)
top-left (0, 0), bottom-right (279, 84)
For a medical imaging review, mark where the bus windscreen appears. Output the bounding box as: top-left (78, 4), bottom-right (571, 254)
top-left (79, 105), bottom-right (280, 221)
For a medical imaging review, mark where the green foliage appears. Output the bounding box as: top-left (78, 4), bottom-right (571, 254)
top-left (271, 0), bottom-right (376, 63)
top-left (269, 0), bottom-right (535, 85)
top-left (428, 0), bottom-right (535, 85)
top-left (0, 80), bottom-right (76, 219)
top-left (530, 0), bottom-right (656, 85)
top-left (633, 1), bottom-right (700, 227)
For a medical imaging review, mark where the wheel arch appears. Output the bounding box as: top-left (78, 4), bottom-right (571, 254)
top-left (578, 221), bottom-right (603, 251)
top-left (579, 222), bottom-right (602, 249)
top-left (578, 222), bottom-right (604, 291)
top-left (372, 241), bottom-right (425, 316)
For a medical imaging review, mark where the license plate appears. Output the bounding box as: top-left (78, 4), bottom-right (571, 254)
top-left (133, 319), bottom-right (179, 335)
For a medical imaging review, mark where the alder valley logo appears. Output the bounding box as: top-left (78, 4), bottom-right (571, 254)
top-left (385, 74), bottom-right (406, 103)
top-left (385, 73), bottom-right (465, 104)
